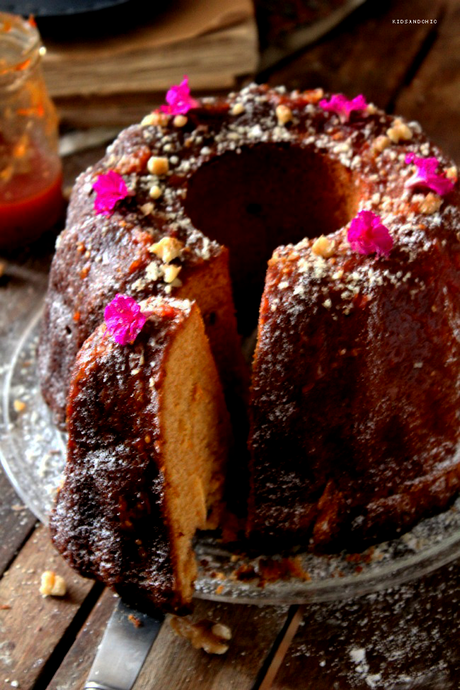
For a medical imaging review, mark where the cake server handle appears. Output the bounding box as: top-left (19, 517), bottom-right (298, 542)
top-left (84, 598), bottom-right (165, 690)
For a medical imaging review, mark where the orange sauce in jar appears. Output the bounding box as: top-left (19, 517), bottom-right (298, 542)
top-left (0, 147), bottom-right (64, 248)
top-left (0, 13), bottom-right (64, 249)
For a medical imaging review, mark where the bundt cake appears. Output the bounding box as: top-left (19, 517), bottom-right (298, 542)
top-left (41, 81), bottom-right (460, 568)
top-left (49, 295), bottom-right (232, 613)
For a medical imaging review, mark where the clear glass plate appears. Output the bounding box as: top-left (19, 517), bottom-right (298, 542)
top-left (2, 296), bottom-right (460, 605)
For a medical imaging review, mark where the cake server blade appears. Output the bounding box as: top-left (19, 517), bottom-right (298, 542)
top-left (84, 598), bottom-right (164, 690)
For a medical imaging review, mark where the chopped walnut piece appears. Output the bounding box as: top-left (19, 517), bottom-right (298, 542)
top-left (446, 166), bottom-right (458, 181)
top-left (141, 111), bottom-right (169, 127)
top-left (163, 264), bottom-right (182, 284)
top-left (147, 156), bottom-right (169, 176)
top-left (149, 185), bottom-right (162, 199)
top-left (116, 147), bottom-right (151, 174)
top-left (39, 571), bottom-right (67, 597)
top-left (419, 192), bottom-right (442, 214)
top-left (303, 88), bottom-right (324, 103)
top-left (276, 104), bottom-right (293, 125)
top-left (173, 115), bottom-right (188, 127)
top-left (231, 102), bottom-right (245, 115)
top-left (386, 118), bottom-right (412, 143)
top-left (312, 235), bottom-right (335, 258)
top-left (140, 202), bottom-right (154, 216)
top-left (170, 616), bottom-right (232, 655)
top-left (149, 236), bottom-right (184, 263)
top-left (372, 135), bottom-right (391, 153)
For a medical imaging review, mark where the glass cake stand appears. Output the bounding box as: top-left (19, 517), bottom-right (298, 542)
top-left (2, 293), bottom-right (460, 606)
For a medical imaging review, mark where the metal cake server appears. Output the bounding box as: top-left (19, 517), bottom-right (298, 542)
top-left (84, 599), bottom-right (165, 690)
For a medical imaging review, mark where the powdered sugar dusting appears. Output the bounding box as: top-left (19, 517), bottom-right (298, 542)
top-left (4, 310), bottom-right (460, 608)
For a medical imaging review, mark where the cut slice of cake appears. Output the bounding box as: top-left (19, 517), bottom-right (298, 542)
top-left (49, 296), bottom-right (232, 613)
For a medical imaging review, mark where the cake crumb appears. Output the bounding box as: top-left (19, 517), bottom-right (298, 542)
top-left (13, 400), bottom-right (26, 413)
top-left (170, 616), bottom-right (232, 654)
top-left (39, 571), bottom-right (67, 597)
top-left (128, 614), bottom-right (143, 628)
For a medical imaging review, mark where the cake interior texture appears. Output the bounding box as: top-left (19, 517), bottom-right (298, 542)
top-left (161, 303), bottom-right (230, 602)
top-left (50, 299), bottom-right (232, 612)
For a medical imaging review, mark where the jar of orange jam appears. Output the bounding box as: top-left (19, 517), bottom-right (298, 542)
top-left (0, 13), bottom-right (64, 249)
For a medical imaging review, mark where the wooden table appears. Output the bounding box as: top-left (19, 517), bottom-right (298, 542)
top-left (2, 0), bottom-right (460, 687)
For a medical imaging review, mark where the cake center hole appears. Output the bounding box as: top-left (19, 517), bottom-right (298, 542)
top-left (184, 143), bottom-right (359, 333)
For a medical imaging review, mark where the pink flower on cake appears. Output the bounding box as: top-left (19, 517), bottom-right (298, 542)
top-left (104, 294), bottom-right (148, 345)
top-left (93, 171), bottom-right (131, 216)
top-left (404, 153), bottom-right (455, 196)
top-left (160, 76), bottom-right (198, 116)
top-left (319, 93), bottom-right (368, 123)
top-left (347, 210), bottom-right (393, 256)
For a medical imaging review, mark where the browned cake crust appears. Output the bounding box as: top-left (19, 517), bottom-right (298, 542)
top-left (49, 297), bottom-right (231, 613)
top-left (37, 118), bottom-right (247, 429)
top-left (245, 94), bottom-right (460, 549)
top-left (41, 83), bottom-right (460, 554)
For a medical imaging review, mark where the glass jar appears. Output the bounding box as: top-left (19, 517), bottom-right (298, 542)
top-left (0, 13), bottom-right (64, 249)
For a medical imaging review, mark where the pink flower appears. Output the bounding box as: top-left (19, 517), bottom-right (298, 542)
top-left (160, 76), bottom-right (198, 116)
top-left (319, 93), bottom-right (368, 124)
top-left (347, 210), bottom-right (393, 256)
top-left (404, 153), bottom-right (454, 196)
top-left (93, 170), bottom-right (131, 216)
top-left (104, 294), bottom-right (148, 345)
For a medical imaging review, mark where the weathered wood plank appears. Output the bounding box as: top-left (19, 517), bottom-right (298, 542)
top-left (264, 0), bottom-right (443, 111)
top-left (271, 560), bottom-right (460, 690)
top-left (46, 594), bottom-right (294, 690)
top-left (46, 588), bottom-right (117, 690)
top-left (395, 0), bottom-right (460, 162)
top-left (0, 524), bottom-right (100, 690)
top-left (134, 599), bottom-right (292, 690)
top-left (0, 471), bottom-right (36, 577)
